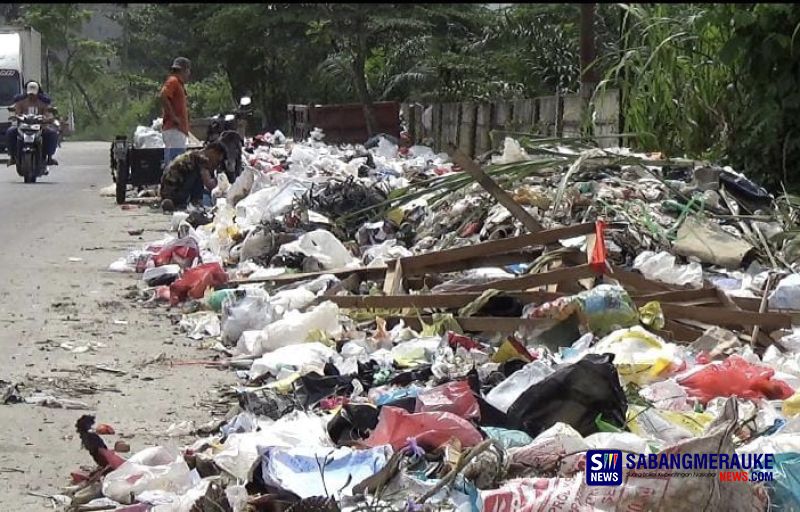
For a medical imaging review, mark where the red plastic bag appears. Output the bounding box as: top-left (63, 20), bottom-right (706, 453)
top-left (678, 355), bottom-right (795, 404)
top-left (153, 237), bottom-right (200, 269)
top-left (415, 380), bottom-right (480, 420)
top-left (589, 220), bottom-right (608, 275)
top-left (362, 406), bottom-right (482, 451)
top-left (169, 263), bottom-right (228, 305)
top-left (447, 332), bottom-right (482, 351)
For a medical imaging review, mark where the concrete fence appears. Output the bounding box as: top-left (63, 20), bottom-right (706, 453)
top-left (401, 89), bottom-right (620, 157)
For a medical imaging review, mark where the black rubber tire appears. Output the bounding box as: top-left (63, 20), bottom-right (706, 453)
top-left (116, 158), bottom-right (129, 204)
top-left (20, 153), bottom-right (35, 183)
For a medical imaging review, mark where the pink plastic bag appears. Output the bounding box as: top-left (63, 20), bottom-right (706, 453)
top-left (169, 263), bottom-right (228, 305)
top-left (414, 380), bottom-right (480, 420)
top-left (363, 406), bottom-right (482, 451)
top-left (678, 355), bottom-right (795, 404)
top-left (153, 237), bottom-right (200, 269)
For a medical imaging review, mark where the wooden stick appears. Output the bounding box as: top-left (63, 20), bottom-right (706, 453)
top-left (448, 146), bottom-right (543, 233)
top-left (751, 274), bottom-right (775, 348)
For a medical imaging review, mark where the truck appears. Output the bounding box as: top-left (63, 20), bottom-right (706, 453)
top-left (0, 26), bottom-right (43, 152)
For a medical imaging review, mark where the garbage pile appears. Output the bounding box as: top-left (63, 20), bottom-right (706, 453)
top-left (66, 130), bottom-right (800, 510)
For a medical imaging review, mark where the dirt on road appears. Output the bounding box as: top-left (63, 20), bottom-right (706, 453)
top-left (0, 141), bottom-right (233, 510)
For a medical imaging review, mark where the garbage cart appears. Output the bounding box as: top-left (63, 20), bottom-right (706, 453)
top-left (110, 136), bottom-right (201, 204)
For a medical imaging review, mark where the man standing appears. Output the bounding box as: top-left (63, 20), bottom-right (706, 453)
top-left (161, 57), bottom-right (191, 165)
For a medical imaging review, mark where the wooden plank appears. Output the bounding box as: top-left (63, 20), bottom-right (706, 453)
top-left (400, 222), bottom-right (599, 274)
top-left (462, 264), bottom-right (598, 292)
top-left (232, 265), bottom-right (387, 285)
top-left (631, 288), bottom-right (720, 305)
top-left (659, 303), bottom-right (792, 330)
top-left (390, 316), bottom-right (550, 332)
top-left (448, 148), bottom-right (544, 233)
top-left (606, 268), bottom-right (676, 293)
top-left (655, 320), bottom-right (705, 344)
top-left (475, 103), bottom-right (492, 156)
top-left (382, 260), bottom-right (405, 295)
top-left (419, 250), bottom-right (541, 276)
top-left (327, 291), bottom-right (565, 309)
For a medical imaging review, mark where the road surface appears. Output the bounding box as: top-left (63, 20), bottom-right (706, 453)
top-left (0, 142), bottom-right (232, 509)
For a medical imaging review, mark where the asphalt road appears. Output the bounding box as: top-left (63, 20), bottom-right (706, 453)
top-left (0, 141), bottom-right (231, 509)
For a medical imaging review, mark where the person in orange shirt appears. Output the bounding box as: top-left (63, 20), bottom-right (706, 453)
top-left (160, 57), bottom-right (191, 164)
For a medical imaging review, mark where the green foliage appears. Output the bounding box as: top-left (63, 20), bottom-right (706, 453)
top-left (715, 3), bottom-right (800, 191)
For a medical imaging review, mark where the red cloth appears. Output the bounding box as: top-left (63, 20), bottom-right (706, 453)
top-left (161, 74), bottom-right (189, 135)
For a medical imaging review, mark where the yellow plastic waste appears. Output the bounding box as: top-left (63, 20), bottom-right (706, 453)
top-left (387, 208), bottom-right (405, 226)
top-left (627, 405), bottom-right (714, 440)
top-left (783, 392), bottom-right (800, 418)
top-left (492, 339), bottom-right (533, 364)
top-left (267, 373), bottom-right (301, 394)
top-left (638, 301), bottom-right (665, 330)
top-left (592, 327), bottom-right (679, 385)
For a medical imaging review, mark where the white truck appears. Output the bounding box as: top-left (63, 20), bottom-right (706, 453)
top-left (0, 26), bottom-right (43, 152)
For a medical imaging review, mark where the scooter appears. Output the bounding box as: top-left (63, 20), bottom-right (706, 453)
top-left (7, 106), bottom-right (58, 183)
top-left (205, 96), bottom-right (252, 144)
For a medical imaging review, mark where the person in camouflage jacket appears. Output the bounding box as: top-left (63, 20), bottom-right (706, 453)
top-left (160, 142), bottom-right (226, 211)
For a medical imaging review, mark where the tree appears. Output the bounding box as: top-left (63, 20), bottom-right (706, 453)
top-left (22, 4), bottom-right (114, 123)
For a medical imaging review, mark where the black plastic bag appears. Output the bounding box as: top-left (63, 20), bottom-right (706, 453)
top-left (327, 403), bottom-right (380, 445)
top-left (505, 353), bottom-right (627, 438)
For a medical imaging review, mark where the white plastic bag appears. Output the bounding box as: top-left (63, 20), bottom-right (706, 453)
top-left (237, 301), bottom-right (341, 357)
top-left (769, 273), bottom-right (800, 310)
top-left (278, 229), bottom-right (358, 270)
top-left (633, 251), bottom-right (703, 288)
top-left (248, 342), bottom-right (338, 380)
top-left (222, 288), bottom-right (273, 345)
top-left (227, 166), bottom-right (256, 207)
top-left (484, 361), bottom-right (554, 413)
top-left (102, 446), bottom-right (193, 504)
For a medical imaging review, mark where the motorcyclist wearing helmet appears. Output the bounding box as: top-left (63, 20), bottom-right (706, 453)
top-left (6, 81), bottom-right (59, 166)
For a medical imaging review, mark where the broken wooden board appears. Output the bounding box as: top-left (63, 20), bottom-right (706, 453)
top-left (326, 291), bottom-right (566, 310)
top-left (231, 265), bottom-right (387, 285)
top-left (462, 264), bottom-right (598, 292)
top-left (399, 223), bottom-right (604, 275)
top-left (389, 316), bottom-right (550, 332)
top-left (448, 147), bottom-right (544, 233)
top-left (659, 303), bottom-right (792, 330)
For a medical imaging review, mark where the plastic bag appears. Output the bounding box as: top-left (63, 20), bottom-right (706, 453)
top-left (277, 230), bottom-right (358, 270)
top-left (213, 411), bottom-right (333, 481)
top-left (481, 427), bottom-right (533, 450)
top-left (527, 285), bottom-right (639, 336)
top-left (484, 361), bottom-right (554, 413)
top-left (222, 289), bottom-right (272, 345)
top-left (626, 405), bottom-right (714, 444)
top-left (152, 237), bottom-right (200, 269)
top-left (169, 263), bottom-right (228, 305)
top-left (633, 251), bottom-right (703, 288)
top-left (143, 264), bottom-right (181, 287)
top-left (240, 301), bottom-right (341, 357)
top-left (248, 342), bottom-right (338, 380)
top-left (677, 355), bottom-right (795, 405)
top-left (576, 285), bottom-right (639, 335)
top-left (769, 273), bottom-right (800, 310)
top-left (102, 446), bottom-right (193, 504)
top-left (592, 327), bottom-right (681, 385)
top-left (363, 406), bottom-right (483, 451)
top-left (508, 423), bottom-right (588, 475)
top-left (506, 354), bottom-right (627, 438)
top-left (260, 445), bottom-right (393, 499)
top-left (415, 380), bottom-right (480, 420)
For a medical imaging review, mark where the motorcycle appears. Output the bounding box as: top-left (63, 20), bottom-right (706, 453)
top-left (205, 96), bottom-right (252, 182)
top-left (7, 106), bottom-right (58, 183)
